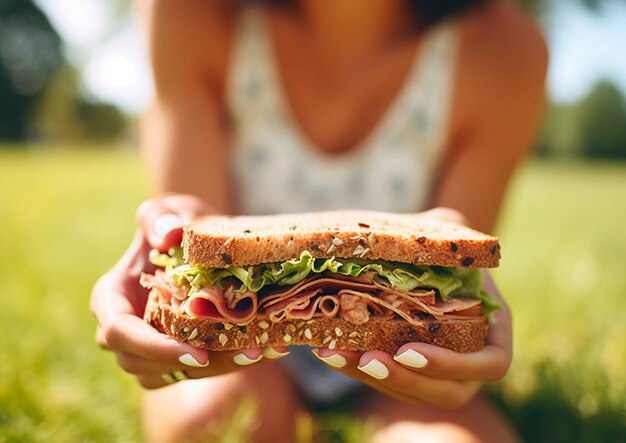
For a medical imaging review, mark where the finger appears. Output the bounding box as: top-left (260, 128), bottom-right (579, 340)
top-left (136, 195), bottom-right (212, 251)
top-left (312, 348), bottom-right (416, 403)
top-left (117, 347), bottom-right (266, 376)
top-left (314, 348), bottom-right (481, 408)
top-left (136, 372), bottom-right (177, 389)
top-left (392, 342), bottom-right (511, 381)
top-left (95, 326), bottom-right (111, 350)
top-left (102, 312), bottom-right (209, 366)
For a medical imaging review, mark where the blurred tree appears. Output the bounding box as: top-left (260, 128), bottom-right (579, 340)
top-left (34, 63), bottom-right (127, 142)
top-left (514, 0), bottom-right (623, 14)
top-left (576, 81), bottom-right (626, 159)
top-left (540, 80), bottom-right (626, 159)
top-left (0, 0), bottom-right (62, 140)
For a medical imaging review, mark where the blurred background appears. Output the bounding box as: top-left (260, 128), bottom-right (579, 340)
top-left (1, 0), bottom-right (625, 442)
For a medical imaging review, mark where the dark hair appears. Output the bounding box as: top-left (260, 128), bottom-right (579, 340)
top-left (408, 0), bottom-right (488, 28)
top-left (249, 0), bottom-right (488, 28)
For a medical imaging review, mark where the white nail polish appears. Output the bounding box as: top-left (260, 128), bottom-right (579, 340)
top-left (358, 359), bottom-right (389, 379)
top-left (233, 353), bottom-right (263, 366)
top-left (312, 349), bottom-right (347, 368)
top-left (154, 213), bottom-right (183, 238)
top-left (178, 353), bottom-right (209, 368)
top-left (393, 349), bottom-right (429, 368)
top-left (262, 347), bottom-right (290, 360)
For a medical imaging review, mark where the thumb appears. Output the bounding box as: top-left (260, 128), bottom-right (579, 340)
top-left (137, 194), bottom-right (212, 251)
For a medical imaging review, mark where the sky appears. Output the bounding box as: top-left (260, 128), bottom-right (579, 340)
top-left (36, 0), bottom-right (626, 114)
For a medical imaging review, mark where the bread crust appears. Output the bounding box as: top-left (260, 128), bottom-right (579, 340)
top-left (144, 291), bottom-right (488, 354)
top-left (184, 211), bottom-right (500, 269)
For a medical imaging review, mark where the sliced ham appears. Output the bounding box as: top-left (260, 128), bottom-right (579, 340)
top-left (140, 270), bottom-right (187, 303)
top-left (260, 277), bottom-right (378, 310)
top-left (276, 295), bottom-right (340, 322)
top-left (182, 285), bottom-right (258, 324)
top-left (338, 289), bottom-right (427, 326)
top-left (144, 269), bottom-right (482, 326)
top-left (263, 289), bottom-right (340, 322)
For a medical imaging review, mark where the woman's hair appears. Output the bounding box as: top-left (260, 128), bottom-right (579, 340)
top-left (249, 0), bottom-right (488, 28)
top-left (407, 0), bottom-right (488, 27)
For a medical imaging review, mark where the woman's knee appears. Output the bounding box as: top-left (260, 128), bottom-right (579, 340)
top-left (142, 364), bottom-right (301, 443)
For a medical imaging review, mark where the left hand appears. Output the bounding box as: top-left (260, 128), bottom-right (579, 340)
top-left (312, 272), bottom-right (512, 409)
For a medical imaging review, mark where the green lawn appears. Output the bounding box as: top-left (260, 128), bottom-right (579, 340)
top-left (1, 147), bottom-right (625, 442)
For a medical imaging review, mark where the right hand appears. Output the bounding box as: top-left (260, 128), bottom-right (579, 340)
top-left (90, 194), bottom-right (279, 389)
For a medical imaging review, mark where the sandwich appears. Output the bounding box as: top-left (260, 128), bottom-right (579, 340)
top-left (141, 210), bottom-right (501, 354)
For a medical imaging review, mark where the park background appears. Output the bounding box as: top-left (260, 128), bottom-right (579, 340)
top-left (1, 0), bottom-right (625, 441)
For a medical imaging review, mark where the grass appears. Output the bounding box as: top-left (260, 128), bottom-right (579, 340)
top-left (0, 146), bottom-right (625, 442)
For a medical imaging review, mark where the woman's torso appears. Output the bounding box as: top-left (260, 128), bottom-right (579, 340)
top-left (228, 6), bottom-right (459, 216)
top-left (223, 6), bottom-right (459, 402)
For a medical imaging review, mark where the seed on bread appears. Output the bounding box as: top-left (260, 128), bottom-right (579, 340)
top-left (462, 257), bottom-right (475, 266)
top-left (353, 244), bottom-right (366, 256)
top-left (258, 321), bottom-right (269, 329)
top-left (332, 237), bottom-right (343, 246)
top-left (188, 328), bottom-right (199, 340)
top-left (304, 328), bottom-right (313, 340)
top-left (260, 332), bottom-right (269, 344)
top-left (283, 333), bottom-right (292, 343)
top-left (367, 232), bottom-right (376, 244)
top-left (219, 334), bottom-right (228, 346)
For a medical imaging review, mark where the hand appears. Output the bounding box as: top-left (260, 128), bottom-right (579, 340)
top-left (312, 273), bottom-right (511, 408)
top-left (90, 194), bottom-right (286, 389)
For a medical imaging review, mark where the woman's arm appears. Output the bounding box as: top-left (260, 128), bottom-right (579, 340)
top-left (90, 2), bottom-right (263, 391)
top-left (430, 1), bottom-right (548, 233)
top-left (138, 0), bottom-right (237, 212)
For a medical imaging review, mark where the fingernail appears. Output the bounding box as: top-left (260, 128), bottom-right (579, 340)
top-left (178, 353), bottom-right (209, 368)
top-left (153, 213), bottom-right (183, 239)
top-left (312, 348), bottom-right (347, 368)
top-left (394, 349), bottom-right (429, 368)
top-left (358, 359), bottom-right (389, 379)
top-left (262, 347), bottom-right (290, 360)
top-left (233, 353), bottom-right (263, 366)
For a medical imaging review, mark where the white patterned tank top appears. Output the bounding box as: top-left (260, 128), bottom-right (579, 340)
top-left (227, 8), bottom-right (458, 403)
top-left (229, 8), bottom-right (458, 216)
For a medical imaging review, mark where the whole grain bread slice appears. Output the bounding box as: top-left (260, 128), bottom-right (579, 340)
top-left (184, 210), bottom-right (500, 269)
top-left (144, 290), bottom-right (488, 354)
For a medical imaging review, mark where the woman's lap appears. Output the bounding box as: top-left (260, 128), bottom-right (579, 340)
top-left (142, 361), bottom-right (518, 443)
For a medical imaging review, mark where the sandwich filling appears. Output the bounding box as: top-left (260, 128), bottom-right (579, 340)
top-left (141, 248), bottom-right (500, 326)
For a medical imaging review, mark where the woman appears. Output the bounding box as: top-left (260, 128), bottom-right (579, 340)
top-left (91, 0), bottom-right (547, 441)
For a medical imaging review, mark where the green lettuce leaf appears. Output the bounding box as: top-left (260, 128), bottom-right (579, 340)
top-left (150, 248), bottom-right (498, 310)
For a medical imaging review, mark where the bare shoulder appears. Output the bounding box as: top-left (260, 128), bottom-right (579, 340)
top-left (458, 0), bottom-right (548, 94)
top-left (138, 0), bottom-right (239, 94)
top-left (450, 1), bottom-right (548, 152)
